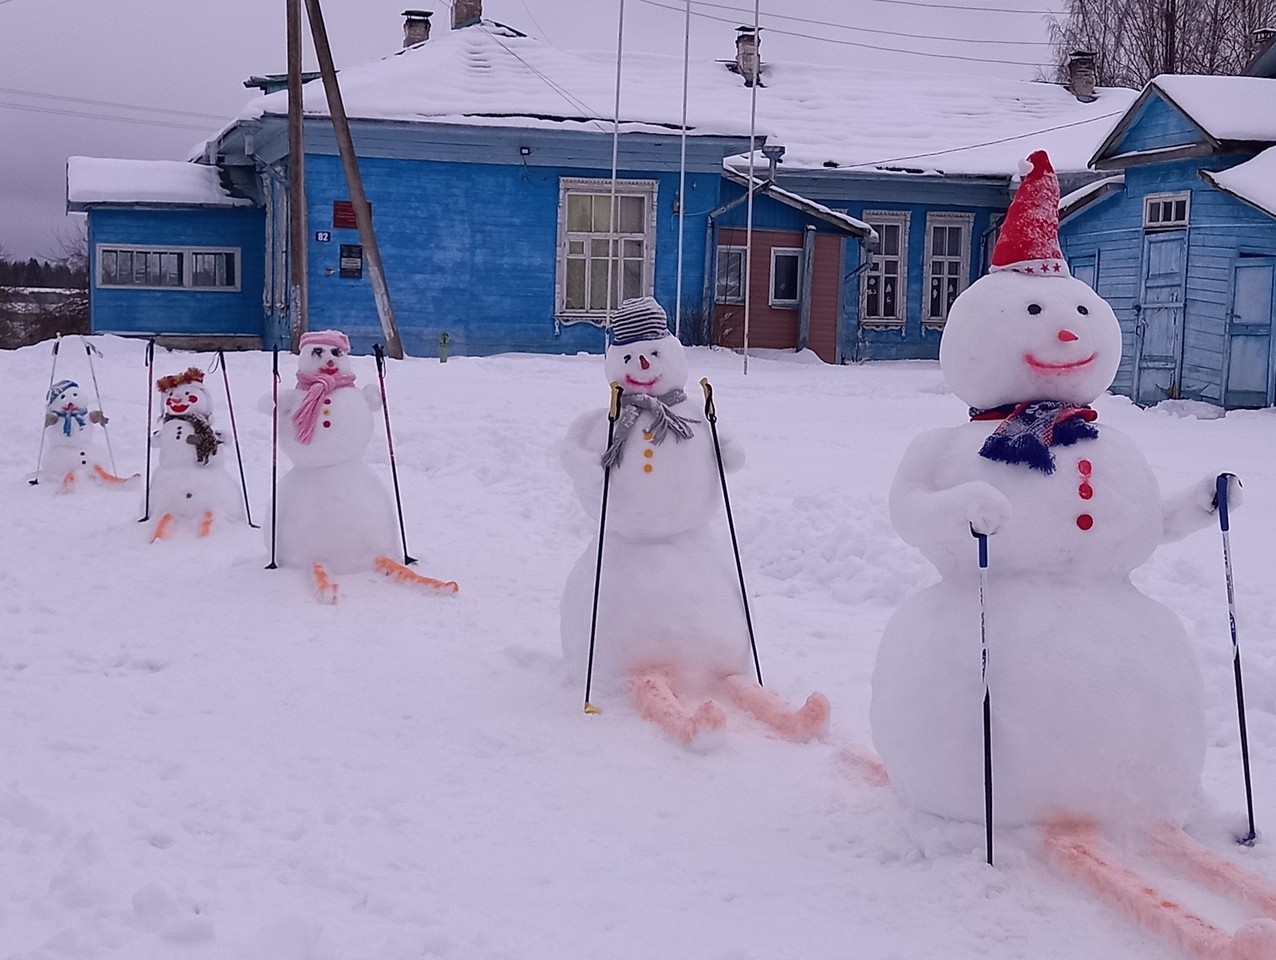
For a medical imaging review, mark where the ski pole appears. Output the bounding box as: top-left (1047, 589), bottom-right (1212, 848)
top-left (216, 349), bottom-right (259, 528)
top-left (1215, 473), bottom-right (1256, 846)
top-left (373, 343), bottom-right (417, 566)
top-left (81, 337), bottom-right (119, 476)
top-left (974, 528), bottom-right (993, 866)
top-left (701, 378), bottom-right (763, 686)
top-left (266, 346), bottom-right (280, 570)
top-left (584, 381), bottom-right (623, 715)
top-left (29, 335), bottom-right (62, 485)
top-left (139, 339), bottom-right (155, 521)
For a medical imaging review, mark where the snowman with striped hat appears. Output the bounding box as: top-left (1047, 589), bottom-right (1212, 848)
top-left (560, 297), bottom-right (828, 747)
top-left (871, 150), bottom-right (1243, 829)
top-left (38, 378), bottom-right (129, 489)
top-left (268, 329), bottom-right (455, 601)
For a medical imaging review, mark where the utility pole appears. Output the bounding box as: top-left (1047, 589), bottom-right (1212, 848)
top-left (286, 0), bottom-right (308, 352)
top-left (303, 0), bottom-right (405, 358)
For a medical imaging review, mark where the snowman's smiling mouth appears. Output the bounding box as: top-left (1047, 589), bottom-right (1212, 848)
top-left (624, 374), bottom-right (659, 388)
top-left (1025, 352), bottom-right (1097, 372)
top-left (167, 402), bottom-right (189, 413)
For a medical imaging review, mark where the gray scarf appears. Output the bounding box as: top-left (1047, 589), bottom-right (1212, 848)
top-left (601, 389), bottom-right (699, 469)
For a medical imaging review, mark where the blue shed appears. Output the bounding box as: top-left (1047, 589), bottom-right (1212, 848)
top-left (1058, 75), bottom-right (1276, 408)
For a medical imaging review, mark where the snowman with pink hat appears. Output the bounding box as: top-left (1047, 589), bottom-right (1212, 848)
top-left (871, 151), bottom-right (1243, 831)
top-left (269, 330), bottom-right (456, 601)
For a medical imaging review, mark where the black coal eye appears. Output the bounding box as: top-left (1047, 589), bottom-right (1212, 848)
top-left (1077, 305), bottom-right (1089, 315)
top-left (311, 347), bottom-right (323, 357)
top-left (332, 348), bottom-right (344, 356)
top-left (651, 350), bottom-right (659, 357)
top-left (1027, 303), bottom-right (1043, 315)
top-left (623, 354), bottom-right (632, 363)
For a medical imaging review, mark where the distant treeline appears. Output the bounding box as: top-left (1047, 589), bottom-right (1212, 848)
top-left (0, 257), bottom-right (87, 290)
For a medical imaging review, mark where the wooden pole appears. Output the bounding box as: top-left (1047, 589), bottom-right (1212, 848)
top-left (286, 0), bottom-right (308, 352)
top-left (302, 0), bottom-right (405, 359)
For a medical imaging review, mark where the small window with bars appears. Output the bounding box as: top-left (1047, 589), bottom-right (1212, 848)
top-left (923, 213), bottom-right (973, 327)
top-left (556, 178), bottom-right (657, 321)
top-left (861, 210), bottom-right (909, 326)
top-left (1143, 192), bottom-right (1190, 231)
top-left (97, 246), bottom-right (239, 291)
top-left (716, 246), bottom-right (747, 303)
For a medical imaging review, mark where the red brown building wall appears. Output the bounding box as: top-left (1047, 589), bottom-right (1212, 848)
top-left (713, 228), bottom-right (844, 363)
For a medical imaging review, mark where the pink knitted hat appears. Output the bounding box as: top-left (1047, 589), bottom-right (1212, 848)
top-left (299, 329), bottom-right (350, 352)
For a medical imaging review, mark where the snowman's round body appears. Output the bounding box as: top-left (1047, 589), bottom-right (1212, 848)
top-left (872, 257), bottom-right (1209, 828)
top-left (152, 385), bottom-right (243, 522)
top-left (274, 344), bottom-right (397, 573)
top-left (560, 334), bottom-right (751, 692)
top-left (40, 382), bottom-right (108, 481)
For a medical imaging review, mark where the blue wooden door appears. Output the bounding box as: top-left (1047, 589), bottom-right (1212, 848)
top-left (1224, 258), bottom-right (1276, 408)
top-left (1135, 233), bottom-right (1187, 405)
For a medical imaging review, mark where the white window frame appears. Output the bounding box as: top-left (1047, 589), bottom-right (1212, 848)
top-left (769, 247), bottom-right (803, 308)
top-left (555, 177), bottom-right (658, 325)
top-left (1143, 191), bottom-right (1190, 231)
top-left (715, 245), bottom-right (747, 304)
top-left (861, 210), bottom-right (909, 328)
top-left (922, 212), bottom-right (974, 329)
top-left (96, 244), bottom-right (241, 292)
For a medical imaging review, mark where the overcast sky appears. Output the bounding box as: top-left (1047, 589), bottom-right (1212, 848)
top-left (0, 0), bottom-right (1064, 260)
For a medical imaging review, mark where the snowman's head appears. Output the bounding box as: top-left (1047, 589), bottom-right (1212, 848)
top-left (940, 148), bottom-right (1122, 409)
top-left (298, 330), bottom-right (353, 378)
top-left (46, 379), bottom-right (82, 412)
top-left (940, 272), bottom-right (1121, 408)
top-left (603, 297), bottom-right (688, 395)
top-left (156, 367), bottom-right (211, 418)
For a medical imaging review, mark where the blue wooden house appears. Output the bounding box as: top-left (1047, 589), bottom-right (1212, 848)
top-left (1058, 74), bottom-right (1276, 408)
top-left (67, 3), bottom-right (1131, 362)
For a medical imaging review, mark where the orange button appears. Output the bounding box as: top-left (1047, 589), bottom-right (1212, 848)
top-left (643, 431), bottom-right (654, 441)
top-left (643, 449), bottom-right (653, 458)
top-left (643, 464), bottom-right (653, 473)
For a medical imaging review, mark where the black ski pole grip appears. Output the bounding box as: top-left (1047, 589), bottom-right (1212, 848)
top-left (1216, 473), bottom-right (1233, 532)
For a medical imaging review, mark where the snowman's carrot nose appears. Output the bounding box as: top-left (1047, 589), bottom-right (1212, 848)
top-left (1058, 329), bottom-right (1079, 342)
top-left (639, 355), bottom-right (650, 370)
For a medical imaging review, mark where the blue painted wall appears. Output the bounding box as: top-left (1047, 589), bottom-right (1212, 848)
top-left (88, 207), bottom-right (265, 339)
top-left (1060, 154), bottom-right (1276, 406)
top-left (1114, 93), bottom-right (1205, 154)
top-left (295, 153), bottom-right (724, 356)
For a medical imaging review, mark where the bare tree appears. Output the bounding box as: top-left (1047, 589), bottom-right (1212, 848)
top-left (1049, 0), bottom-right (1276, 87)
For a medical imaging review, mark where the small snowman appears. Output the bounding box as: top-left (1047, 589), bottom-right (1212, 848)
top-left (38, 379), bottom-right (129, 489)
top-left (871, 151), bottom-right (1240, 828)
top-left (147, 367), bottom-right (243, 540)
top-left (269, 329), bottom-right (455, 601)
top-left (560, 297), bottom-right (828, 746)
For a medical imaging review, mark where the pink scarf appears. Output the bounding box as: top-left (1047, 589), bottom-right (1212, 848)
top-left (292, 369), bottom-right (357, 444)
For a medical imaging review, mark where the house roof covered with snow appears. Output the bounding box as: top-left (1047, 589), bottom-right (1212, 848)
top-left (66, 157), bottom-right (253, 210)
top-left (230, 20), bottom-right (1135, 179)
top-left (1201, 146), bottom-right (1276, 218)
top-left (1149, 75), bottom-right (1276, 142)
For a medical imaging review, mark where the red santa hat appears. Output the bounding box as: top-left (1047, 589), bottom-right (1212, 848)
top-left (990, 150), bottom-right (1069, 277)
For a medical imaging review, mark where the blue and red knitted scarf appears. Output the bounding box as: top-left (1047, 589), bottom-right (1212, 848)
top-left (971, 401), bottom-right (1098, 474)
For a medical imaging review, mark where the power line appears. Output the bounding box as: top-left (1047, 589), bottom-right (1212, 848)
top-left (0, 86), bottom-right (227, 121)
top-left (675, 0), bottom-right (1056, 45)
top-left (0, 100), bottom-right (214, 132)
top-left (638, 0), bottom-right (1050, 66)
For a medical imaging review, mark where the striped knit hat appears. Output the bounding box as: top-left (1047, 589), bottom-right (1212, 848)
top-left (608, 297), bottom-right (670, 345)
top-left (47, 379), bottom-right (79, 405)
top-left (299, 330), bottom-right (350, 353)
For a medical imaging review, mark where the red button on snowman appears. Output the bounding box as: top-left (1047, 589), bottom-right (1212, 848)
top-left (872, 151), bottom-right (1242, 828)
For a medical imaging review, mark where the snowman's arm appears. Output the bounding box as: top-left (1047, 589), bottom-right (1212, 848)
top-left (1161, 473), bottom-right (1243, 543)
top-left (88, 410), bottom-right (108, 425)
top-left (44, 412), bottom-right (56, 428)
top-left (362, 383), bottom-right (382, 411)
top-left (714, 431), bottom-right (745, 473)
top-left (889, 430), bottom-right (1011, 546)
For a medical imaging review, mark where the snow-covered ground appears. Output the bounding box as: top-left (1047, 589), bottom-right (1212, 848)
top-left (2, 336), bottom-right (1274, 960)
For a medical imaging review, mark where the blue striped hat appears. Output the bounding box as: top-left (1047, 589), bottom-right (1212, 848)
top-left (608, 297), bottom-right (670, 345)
top-left (47, 379), bottom-right (79, 405)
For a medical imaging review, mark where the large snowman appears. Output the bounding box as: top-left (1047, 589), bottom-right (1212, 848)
top-left (147, 366), bottom-right (243, 540)
top-left (38, 379), bottom-right (127, 489)
top-left (560, 297), bottom-right (827, 746)
top-left (270, 329), bottom-right (455, 601)
top-left (871, 151), bottom-right (1240, 827)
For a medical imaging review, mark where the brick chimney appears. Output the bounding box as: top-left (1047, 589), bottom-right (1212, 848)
top-left (1067, 50), bottom-right (1097, 102)
top-left (452, 0), bottom-right (481, 30)
top-left (403, 10), bottom-right (432, 47)
top-left (735, 26), bottom-right (761, 87)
